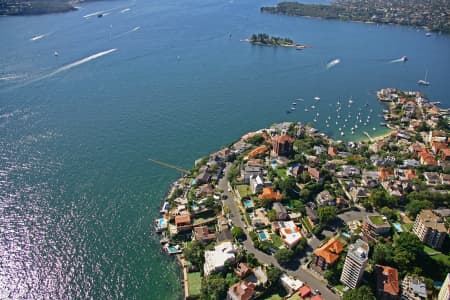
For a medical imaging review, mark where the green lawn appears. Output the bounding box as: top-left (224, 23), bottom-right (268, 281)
top-left (264, 294), bottom-right (283, 300)
top-left (424, 245), bottom-right (450, 265)
top-left (270, 234), bottom-right (284, 248)
top-left (402, 223), bottom-right (413, 232)
top-left (302, 217), bottom-right (313, 232)
top-left (275, 168), bottom-right (288, 180)
top-left (187, 272), bottom-right (201, 297)
top-left (237, 185), bottom-right (252, 198)
top-left (287, 293), bottom-right (301, 300)
top-left (369, 215), bottom-right (386, 225)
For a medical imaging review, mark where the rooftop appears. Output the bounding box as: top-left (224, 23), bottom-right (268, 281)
top-left (313, 237), bottom-right (344, 265)
top-left (375, 264), bottom-right (399, 296)
top-left (417, 210), bottom-right (447, 232)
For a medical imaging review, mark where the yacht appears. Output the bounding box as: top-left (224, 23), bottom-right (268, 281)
top-left (314, 96), bottom-right (320, 101)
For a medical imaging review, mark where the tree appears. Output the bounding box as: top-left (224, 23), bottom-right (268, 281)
top-left (405, 200), bottom-right (433, 219)
top-left (200, 274), bottom-right (228, 300)
top-left (231, 226), bottom-right (245, 240)
top-left (393, 232), bottom-right (423, 274)
top-left (380, 207), bottom-right (398, 222)
top-left (294, 238), bottom-right (307, 254)
top-left (184, 240), bottom-right (204, 267)
top-left (266, 266), bottom-right (282, 286)
top-left (291, 199), bottom-right (306, 214)
top-left (318, 206), bottom-right (337, 225)
top-left (343, 285), bottom-right (376, 300)
top-left (278, 177), bottom-right (298, 199)
top-left (369, 190), bottom-right (390, 208)
top-left (275, 248), bottom-right (294, 266)
top-left (267, 209), bottom-right (277, 222)
top-left (372, 243), bottom-right (392, 265)
top-left (247, 134), bottom-right (265, 146)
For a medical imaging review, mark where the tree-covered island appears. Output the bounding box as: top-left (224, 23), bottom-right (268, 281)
top-left (245, 33), bottom-right (307, 49)
top-left (261, 0), bottom-right (450, 34)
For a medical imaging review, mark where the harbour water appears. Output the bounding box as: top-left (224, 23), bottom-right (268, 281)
top-left (0, 0), bottom-right (449, 298)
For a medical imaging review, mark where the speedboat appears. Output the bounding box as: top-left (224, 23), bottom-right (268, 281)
top-left (400, 56), bottom-right (408, 62)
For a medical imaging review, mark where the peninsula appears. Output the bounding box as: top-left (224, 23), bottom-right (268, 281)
top-left (261, 0), bottom-right (450, 34)
top-left (0, 0), bottom-right (95, 16)
top-left (154, 88), bottom-right (450, 299)
top-left (244, 33), bottom-right (307, 50)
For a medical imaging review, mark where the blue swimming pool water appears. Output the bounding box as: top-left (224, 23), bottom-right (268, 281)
top-left (158, 219), bottom-right (166, 227)
top-left (258, 231), bottom-right (267, 241)
top-left (244, 200), bottom-right (253, 208)
top-left (393, 223), bottom-right (403, 232)
top-left (342, 232), bottom-right (350, 238)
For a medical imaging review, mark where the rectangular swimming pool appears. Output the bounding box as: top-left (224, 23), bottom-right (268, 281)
top-left (244, 199), bottom-right (254, 208)
top-left (258, 231), bottom-right (268, 241)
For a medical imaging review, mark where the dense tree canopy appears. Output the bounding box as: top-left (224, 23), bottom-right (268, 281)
top-left (343, 285), bottom-right (376, 300)
top-left (200, 274), bottom-right (228, 300)
top-left (275, 248), bottom-right (294, 266)
top-left (318, 206), bottom-right (337, 225)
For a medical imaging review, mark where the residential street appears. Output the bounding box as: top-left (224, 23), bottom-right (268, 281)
top-left (218, 164), bottom-right (340, 300)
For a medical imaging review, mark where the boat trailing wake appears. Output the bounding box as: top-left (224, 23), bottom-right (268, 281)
top-left (326, 58), bottom-right (341, 69)
top-left (7, 49), bottom-right (117, 90)
top-left (120, 8), bottom-right (131, 13)
top-left (30, 33), bottom-right (50, 41)
top-left (112, 27), bottom-right (140, 39)
top-left (389, 56), bottom-right (408, 63)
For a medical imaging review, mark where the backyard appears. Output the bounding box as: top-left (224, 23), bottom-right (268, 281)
top-left (237, 185), bottom-right (252, 198)
top-left (187, 272), bottom-right (201, 298)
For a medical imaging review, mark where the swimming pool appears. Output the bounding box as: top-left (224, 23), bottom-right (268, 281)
top-left (393, 223), bottom-right (403, 232)
top-left (244, 199), bottom-right (254, 208)
top-left (258, 231), bottom-right (268, 241)
top-left (191, 204), bottom-right (199, 211)
top-left (158, 218), bottom-right (167, 227)
top-left (342, 232), bottom-right (350, 238)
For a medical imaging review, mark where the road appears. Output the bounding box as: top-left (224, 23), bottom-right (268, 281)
top-left (218, 164), bottom-right (340, 300)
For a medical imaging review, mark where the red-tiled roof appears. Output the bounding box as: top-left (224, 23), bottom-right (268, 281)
top-left (228, 281), bottom-right (255, 300)
top-left (175, 214), bottom-right (191, 225)
top-left (299, 285), bottom-right (311, 298)
top-left (310, 295), bottom-right (324, 300)
top-left (379, 167), bottom-right (394, 181)
top-left (375, 264), bottom-right (399, 296)
top-left (258, 188), bottom-right (283, 201)
top-left (313, 238), bottom-right (344, 265)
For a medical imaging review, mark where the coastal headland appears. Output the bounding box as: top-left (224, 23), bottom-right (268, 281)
top-left (153, 88), bottom-right (450, 299)
top-left (261, 0), bottom-right (450, 34)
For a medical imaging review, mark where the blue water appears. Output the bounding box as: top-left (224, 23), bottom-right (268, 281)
top-left (0, 0), bottom-right (449, 298)
top-left (393, 223), bottom-right (403, 232)
top-left (244, 199), bottom-right (254, 208)
top-left (259, 231), bottom-right (268, 240)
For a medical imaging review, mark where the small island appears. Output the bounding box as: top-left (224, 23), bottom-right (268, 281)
top-left (244, 33), bottom-right (307, 50)
top-left (261, 0), bottom-right (450, 34)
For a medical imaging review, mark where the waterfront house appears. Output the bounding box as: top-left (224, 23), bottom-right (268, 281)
top-left (271, 135), bottom-right (294, 157)
top-left (175, 214), bottom-right (192, 231)
top-left (375, 265), bottom-right (400, 300)
top-left (247, 145), bottom-right (269, 159)
top-left (227, 281), bottom-right (255, 300)
top-left (193, 226), bottom-right (216, 244)
top-left (312, 238), bottom-right (344, 271)
top-left (204, 241), bottom-right (237, 275)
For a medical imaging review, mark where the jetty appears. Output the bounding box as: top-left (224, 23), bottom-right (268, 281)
top-left (363, 131), bottom-right (373, 142)
top-left (148, 158), bottom-right (190, 174)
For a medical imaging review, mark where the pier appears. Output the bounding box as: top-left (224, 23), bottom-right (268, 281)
top-left (363, 131), bottom-right (373, 142)
top-left (148, 158), bottom-right (190, 174)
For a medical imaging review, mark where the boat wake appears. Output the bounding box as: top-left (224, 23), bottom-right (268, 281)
top-left (326, 58), bottom-right (341, 69)
top-left (0, 74), bottom-right (26, 81)
top-left (30, 33), bottom-right (50, 41)
top-left (120, 8), bottom-right (131, 13)
top-left (389, 56), bottom-right (408, 63)
top-left (83, 8), bottom-right (116, 18)
top-left (112, 26), bottom-right (141, 39)
top-left (7, 49), bottom-right (117, 90)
